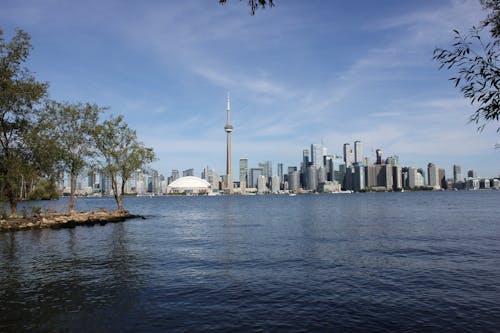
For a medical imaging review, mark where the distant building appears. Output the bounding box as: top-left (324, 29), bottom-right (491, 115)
top-left (306, 165), bottom-right (318, 191)
top-left (427, 163), bottom-right (440, 189)
top-left (385, 155), bottom-right (399, 166)
top-left (287, 170), bottom-right (300, 191)
top-left (375, 149), bottom-right (383, 165)
top-left (250, 167), bottom-right (263, 189)
top-left (257, 175), bottom-right (268, 194)
top-left (438, 168), bottom-right (446, 189)
top-left (467, 169), bottom-right (477, 178)
top-left (277, 163), bottom-right (284, 184)
top-left (167, 176), bottom-right (211, 195)
top-left (343, 143), bottom-right (354, 167)
top-left (453, 164), bottom-right (462, 183)
top-left (271, 175), bottom-right (280, 193)
top-left (311, 143), bottom-right (324, 168)
top-left (183, 168), bottom-right (194, 177)
top-left (239, 158), bottom-right (248, 190)
top-left (354, 141), bottom-right (363, 164)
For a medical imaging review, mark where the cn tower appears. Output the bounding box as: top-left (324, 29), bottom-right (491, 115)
top-left (224, 93), bottom-right (233, 193)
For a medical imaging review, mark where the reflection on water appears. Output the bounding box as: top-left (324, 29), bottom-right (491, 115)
top-left (1, 191), bottom-right (500, 332)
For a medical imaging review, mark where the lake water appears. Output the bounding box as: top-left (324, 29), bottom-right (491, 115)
top-left (1, 191), bottom-right (499, 332)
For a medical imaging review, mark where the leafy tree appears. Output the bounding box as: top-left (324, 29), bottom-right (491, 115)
top-left (94, 115), bottom-right (155, 211)
top-left (433, 0), bottom-right (499, 131)
top-left (0, 28), bottom-right (48, 216)
top-left (219, 0), bottom-right (274, 15)
top-left (38, 101), bottom-right (104, 212)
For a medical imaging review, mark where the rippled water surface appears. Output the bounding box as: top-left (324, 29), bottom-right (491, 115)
top-left (1, 191), bottom-right (500, 332)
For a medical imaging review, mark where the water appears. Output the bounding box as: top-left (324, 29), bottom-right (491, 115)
top-left (1, 191), bottom-right (499, 332)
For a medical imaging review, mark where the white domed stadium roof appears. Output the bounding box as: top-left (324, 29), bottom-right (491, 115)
top-left (168, 176), bottom-right (211, 190)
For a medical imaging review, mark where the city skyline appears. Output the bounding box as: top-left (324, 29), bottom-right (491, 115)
top-left (1, 0), bottom-right (499, 177)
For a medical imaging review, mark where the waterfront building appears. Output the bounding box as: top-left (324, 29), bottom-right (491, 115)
top-left (271, 175), bottom-right (280, 193)
top-left (354, 140), bottom-right (363, 164)
top-left (224, 93), bottom-right (234, 193)
top-left (259, 161), bottom-right (273, 179)
top-left (311, 143), bottom-right (324, 168)
top-left (317, 166), bottom-right (327, 186)
top-left (353, 164), bottom-right (365, 191)
top-left (408, 167), bottom-right (425, 188)
top-left (306, 165), bottom-right (318, 191)
top-left (287, 170), bottom-right (300, 191)
top-left (239, 158), bottom-right (248, 190)
top-left (392, 166), bottom-right (402, 190)
top-left (277, 163), bottom-right (284, 184)
top-left (438, 168), bottom-right (446, 189)
top-left (257, 175), bottom-right (268, 194)
top-left (167, 176), bottom-right (211, 195)
top-left (250, 168), bottom-right (263, 189)
top-left (427, 163), bottom-right (440, 189)
top-left (343, 143), bottom-right (354, 167)
top-left (453, 164), bottom-right (462, 183)
top-left (343, 166), bottom-right (354, 191)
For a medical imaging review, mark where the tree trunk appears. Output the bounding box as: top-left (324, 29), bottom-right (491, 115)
top-left (69, 171), bottom-right (77, 213)
top-left (118, 180), bottom-right (126, 211)
top-left (111, 174), bottom-right (122, 211)
top-left (9, 198), bottom-right (18, 217)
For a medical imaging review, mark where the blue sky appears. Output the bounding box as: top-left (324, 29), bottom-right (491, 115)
top-left (2, 0), bottom-right (499, 178)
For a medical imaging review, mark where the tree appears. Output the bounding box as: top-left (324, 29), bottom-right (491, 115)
top-left (94, 115), bottom-right (155, 211)
top-left (433, 0), bottom-right (499, 131)
top-left (0, 28), bottom-right (48, 216)
top-left (219, 0), bottom-right (274, 15)
top-left (38, 101), bottom-right (104, 212)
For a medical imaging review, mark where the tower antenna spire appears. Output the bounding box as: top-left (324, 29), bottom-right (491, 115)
top-left (224, 92), bottom-right (233, 193)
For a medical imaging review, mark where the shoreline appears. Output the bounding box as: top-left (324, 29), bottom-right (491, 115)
top-left (0, 209), bottom-right (143, 233)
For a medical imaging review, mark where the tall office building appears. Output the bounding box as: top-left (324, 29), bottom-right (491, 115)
top-left (453, 164), bottom-right (462, 183)
top-left (277, 163), bottom-right (284, 183)
top-left (375, 149), bottom-right (383, 165)
top-left (343, 143), bottom-right (354, 167)
top-left (182, 168), bottom-right (194, 177)
top-left (224, 93), bottom-right (234, 193)
top-left (302, 149), bottom-right (309, 170)
top-left (354, 140), bottom-right (363, 164)
top-left (467, 169), bottom-right (476, 178)
top-left (259, 161), bottom-right (273, 178)
top-left (239, 158), bottom-right (248, 189)
top-left (171, 170), bottom-right (179, 181)
top-left (427, 163), bottom-right (440, 188)
top-left (311, 143), bottom-right (324, 168)
top-left (250, 168), bottom-right (263, 188)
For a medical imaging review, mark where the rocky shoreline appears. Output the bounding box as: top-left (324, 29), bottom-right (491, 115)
top-left (0, 209), bottom-right (143, 232)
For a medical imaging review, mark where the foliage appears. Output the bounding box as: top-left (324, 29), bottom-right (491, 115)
top-left (37, 101), bottom-right (104, 211)
top-left (433, 0), bottom-right (500, 132)
top-left (94, 115), bottom-right (155, 210)
top-left (0, 28), bottom-right (49, 215)
top-left (219, 0), bottom-right (274, 15)
top-left (27, 177), bottom-right (59, 200)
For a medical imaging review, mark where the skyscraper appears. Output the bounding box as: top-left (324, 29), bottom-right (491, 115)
top-left (427, 163), bottom-right (439, 188)
top-left (311, 143), bottom-right (324, 168)
top-left (375, 149), bottom-right (383, 165)
top-left (453, 164), bottom-right (462, 183)
top-left (239, 158), bottom-right (248, 190)
top-left (277, 163), bottom-right (284, 183)
top-left (343, 143), bottom-right (354, 167)
top-left (354, 140), bottom-right (363, 164)
top-left (224, 93), bottom-right (233, 192)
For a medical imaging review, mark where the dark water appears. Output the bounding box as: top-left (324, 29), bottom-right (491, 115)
top-left (1, 191), bottom-right (499, 332)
